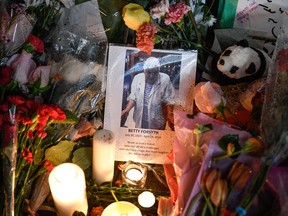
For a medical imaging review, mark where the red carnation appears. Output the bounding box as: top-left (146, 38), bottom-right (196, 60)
top-left (25, 100), bottom-right (39, 113)
top-left (43, 160), bottom-right (54, 172)
top-left (24, 34), bottom-right (44, 53)
top-left (49, 105), bottom-right (66, 121)
top-left (0, 102), bottom-right (9, 112)
top-left (0, 67), bottom-right (13, 86)
top-left (22, 148), bottom-right (33, 164)
top-left (136, 22), bottom-right (158, 55)
top-left (8, 95), bottom-right (26, 106)
top-left (37, 130), bottom-right (47, 139)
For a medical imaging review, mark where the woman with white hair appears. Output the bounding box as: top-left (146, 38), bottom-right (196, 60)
top-left (121, 57), bottom-right (175, 130)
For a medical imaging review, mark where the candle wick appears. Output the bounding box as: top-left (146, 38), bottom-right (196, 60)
top-left (111, 190), bottom-right (119, 202)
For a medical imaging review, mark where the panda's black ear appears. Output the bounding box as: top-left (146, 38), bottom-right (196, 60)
top-left (237, 39), bottom-right (249, 47)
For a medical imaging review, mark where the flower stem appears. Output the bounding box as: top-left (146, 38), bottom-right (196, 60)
top-left (185, 0), bottom-right (202, 44)
top-left (236, 161), bottom-right (272, 214)
top-left (213, 150), bottom-right (243, 162)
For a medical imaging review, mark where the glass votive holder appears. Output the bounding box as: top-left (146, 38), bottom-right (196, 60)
top-left (120, 161), bottom-right (148, 188)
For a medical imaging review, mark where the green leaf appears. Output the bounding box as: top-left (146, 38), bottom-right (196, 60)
top-left (98, 0), bottom-right (128, 43)
top-left (218, 134), bottom-right (241, 159)
top-left (72, 147), bottom-right (92, 171)
top-left (45, 140), bottom-right (76, 165)
top-left (33, 147), bottom-right (44, 165)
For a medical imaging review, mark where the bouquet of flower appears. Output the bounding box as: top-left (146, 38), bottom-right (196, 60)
top-left (121, 0), bottom-right (216, 66)
top-left (0, 1), bottom-right (84, 215)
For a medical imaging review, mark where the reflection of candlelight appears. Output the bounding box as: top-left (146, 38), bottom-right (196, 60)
top-left (120, 161), bottom-right (148, 188)
top-left (92, 129), bottom-right (116, 184)
top-left (48, 163), bottom-right (88, 216)
top-left (138, 191), bottom-right (155, 208)
top-left (101, 201), bottom-right (142, 216)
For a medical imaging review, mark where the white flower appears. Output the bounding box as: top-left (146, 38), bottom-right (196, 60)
top-left (194, 81), bottom-right (226, 114)
top-left (150, 0), bottom-right (169, 19)
top-left (22, 0), bottom-right (47, 8)
top-left (204, 15), bottom-right (217, 27)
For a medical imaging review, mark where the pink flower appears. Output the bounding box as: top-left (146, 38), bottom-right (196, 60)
top-left (7, 50), bottom-right (37, 85)
top-left (194, 81), bottom-right (226, 113)
top-left (150, 0), bottom-right (169, 19)
top-left (29, 65), bottom-right (51, 88)
top-left (164, 2), bottom-right (190, 25)
top-left (136, 22), bottom-right (158, 55)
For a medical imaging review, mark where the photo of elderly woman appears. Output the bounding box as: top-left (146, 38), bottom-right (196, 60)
top-left (121, 50), bottom-right (181, 130)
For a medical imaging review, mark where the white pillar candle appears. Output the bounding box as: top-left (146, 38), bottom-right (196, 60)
top-left (92, 129), bottom-right (116, 184)
top-left (102, 201), bottom-right (142, 216)
top-left (138, 191), bottom-right (156, 208)
top-left (48, 163), bottom-right (88, 216)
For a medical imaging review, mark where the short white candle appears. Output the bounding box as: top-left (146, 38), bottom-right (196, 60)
top-left (48, 163), bottom-right (88, 216)
top-left (101, 201), bottom-right (142, 216)
top-left (126, 168), bottom-right (143, 181)
top-left (138, 191), bottom-right (156, 208)
top-left (92, 129), bottom-right (116, 184)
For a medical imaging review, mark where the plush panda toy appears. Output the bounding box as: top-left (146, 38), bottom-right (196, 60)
top-left (211, 40), bottom-right (271, 85)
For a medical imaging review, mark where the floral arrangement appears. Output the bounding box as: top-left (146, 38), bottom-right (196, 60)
top-left (121, 0), bottom-right (216, 62)
top-left (1, 0), bottom-right (288, 216)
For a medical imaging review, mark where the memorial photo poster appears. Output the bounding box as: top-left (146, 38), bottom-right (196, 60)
top-left (219, 0), bottom-right (288, 39)
top-left (104, 45), bottom-right (197, 164)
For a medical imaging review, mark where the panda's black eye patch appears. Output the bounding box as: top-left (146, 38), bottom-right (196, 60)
top-left (223, 50), bottom-right (232, 56)
top-left (219, 59), bottom-right (225, 65)
top-left (230, 66), bottom-right (239, 74)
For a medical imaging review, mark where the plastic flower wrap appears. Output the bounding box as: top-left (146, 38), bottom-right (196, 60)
top-left (172, 110), bottom-right (281, 216)
top-left (48, 1), bottom-right (107, 118)
top-left (0, 2), bottom-right (35, 58)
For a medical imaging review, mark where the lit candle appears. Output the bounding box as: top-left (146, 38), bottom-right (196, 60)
top-left (48, 163), bottom-right (88, 216)
top-left (121, 161), bottom-right (148, 188)
top-left (138, 191), bottom-right (156, 208)
top-left (92, 129), bottom-right (116, 184)
top-left (126, 168), bottom-right (143, 181)
top-left (101, 201), bottom-right (142, 216)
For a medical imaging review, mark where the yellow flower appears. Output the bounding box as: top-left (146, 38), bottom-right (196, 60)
top-left (122, 3), bottom-right (150, 31)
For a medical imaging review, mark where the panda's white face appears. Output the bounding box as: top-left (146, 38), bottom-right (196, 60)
top-left (217, 45), bottom-right (262, 79)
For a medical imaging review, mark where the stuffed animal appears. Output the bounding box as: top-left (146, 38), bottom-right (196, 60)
top-left (211, 40), bottom-right (271, 85)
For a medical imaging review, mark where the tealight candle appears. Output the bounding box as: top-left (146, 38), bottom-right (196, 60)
top-left (121, 161), bottom-right (148, 188)
top-left (48, 163), bottom-right (88, 216)
top-left (101, 201), bottom-right (142, 216)
top-left (126, 168), bottom-right (143, 181)
top-left (92, 129), bottom-right (116, 184)
top-left (138, 191), bottom-right (156, 208)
